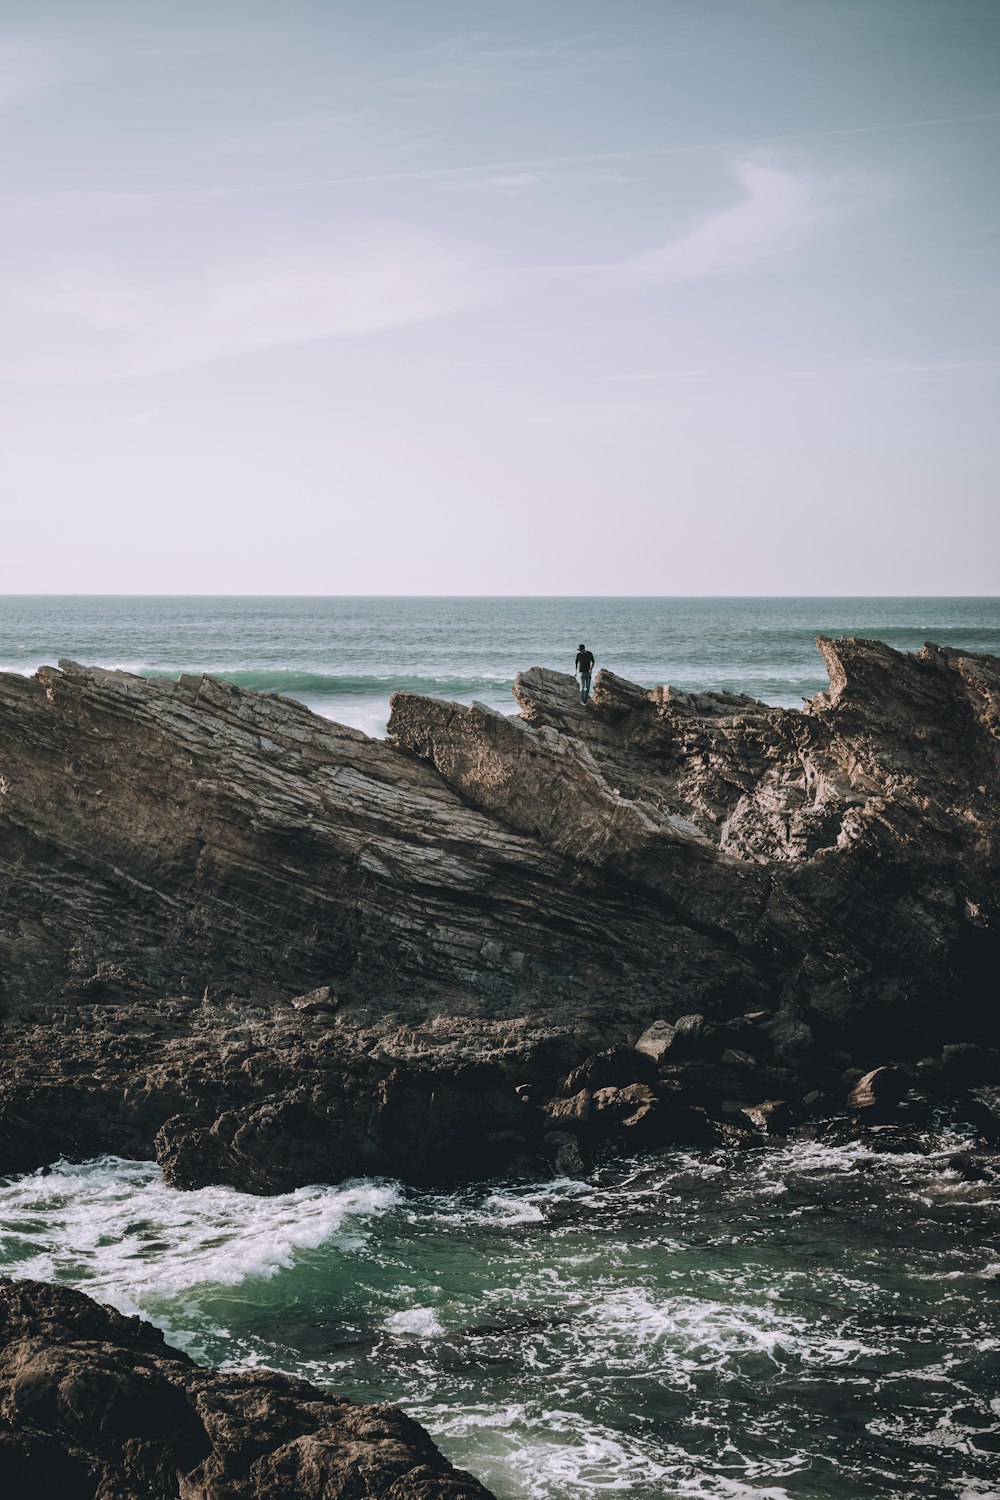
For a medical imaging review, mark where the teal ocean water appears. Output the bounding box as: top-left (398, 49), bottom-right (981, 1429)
top-left (2, 596), bottom-right (1000, 1497)
top-left (1, 1136), bottom-right (998, 1500)
top-left (1, 595), bottom-right (998, 735)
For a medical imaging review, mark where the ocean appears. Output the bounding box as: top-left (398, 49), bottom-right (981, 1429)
top-left (2, 595), bottom-right (999, 1498)
top-left (1, 1136), bottom-right (997, 1499)
top-left (1, 595), bottom-right (998, 737)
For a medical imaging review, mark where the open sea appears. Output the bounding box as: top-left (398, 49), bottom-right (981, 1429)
top-left (2, 596), bottom-right (999, 1499)
top-left (1, 595), bottom-right (998, 736)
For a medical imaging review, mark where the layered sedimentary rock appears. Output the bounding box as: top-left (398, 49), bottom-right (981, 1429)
top-left (0, 1279), bottom-right (493, 1499)
top-left (391, 639), bottom-right (999, 1048)
top-left (0, 641), bottom-right (997, 1190)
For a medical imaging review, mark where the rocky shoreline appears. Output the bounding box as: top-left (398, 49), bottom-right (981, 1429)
top-left (1, 639), bottom-right (998, 1494)
top-left (0, 640), bottom-right (997, 1192)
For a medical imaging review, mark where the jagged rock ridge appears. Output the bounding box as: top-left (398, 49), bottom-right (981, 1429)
top-left (0, 639), bottom-right (996, 1191)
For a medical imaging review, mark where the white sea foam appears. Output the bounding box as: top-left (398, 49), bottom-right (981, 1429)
top-left (556, 1285), bottom-right (875, 1387)
top-left (303, 697), bottom-right (391, 737)
top-left (481, 1192), bottom-right (547, 1225)
top-left (0, 1156), bottom-right (398, 1317)
top-left (428, 1401), bottom-right (807, 1499)
top-left (384, 1306), bottom-right (447, 1338)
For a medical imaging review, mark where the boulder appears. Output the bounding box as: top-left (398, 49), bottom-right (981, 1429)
top-left (544, 1131), bottom-right (588, 1177)
top-left (720, 1048), bottom-right (757, 1070)
top-left (673, 1014), bottom-right (706, 1041)
top-left (739, 1099), bottom-right (791, 1135)
top-left (0, 1280), bottom-right (494, 1499)
top-left (560, 1046), bottom-right (654, 1097)
top-left (542, 1089), bottom-right (592, 1131)
top-left (660, 1061), bottom-right (748, 1101)
top-left (591, 1084), bottom-right (665, 1141)
top-left (290, 986), bottom-right (340, 1016)
top-left (763, 1012), bottom-right (815, 1063)
top-left (635, 1020), bottom-right (676, 1064)
top-left (848, 1066), bottom-right (907, 1111)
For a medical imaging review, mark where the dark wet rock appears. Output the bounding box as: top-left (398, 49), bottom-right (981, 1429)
top-left (762, 1012), bottom-right (815, 1063)
top-left (543, 1131), bottom-right (588, 1177)
top-left (848, 1066), bottom-right (908, 1112)
top-left (0, 1279), bottom-right (494, 1499)
top-left (559, 1045), bottom-right (655, 1097)
top-left (739, 1099), bottom-right (792, 1134)
top-left (660, 1061), bottom-right (750, 1100)
top-left (859, 1126), bottom-right (928, 1154)
top-left (720, 1048), bottom-right (757, 1070)
top-left (635, 1020), bottom-right (676, 1064)
top-left (960, 1087), bottom-right (1000, 1146)
top-left (940, 1044), bottom-right (1000, 1086)
top-left (942, 1152), bottom-right (993, 1182)
top-left (673, 1014), bottom-right (707, 1042)
top-left (0, 639), bottom-right (998, 1190)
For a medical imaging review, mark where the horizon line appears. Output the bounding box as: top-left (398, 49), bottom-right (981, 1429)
top-left (1, 593), bottom-right (998, 602)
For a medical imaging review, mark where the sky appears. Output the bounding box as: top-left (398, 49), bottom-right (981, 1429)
top-left (1, 0), bottom-right (998, 595)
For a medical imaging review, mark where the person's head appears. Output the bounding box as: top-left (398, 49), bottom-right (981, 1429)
top-left (578, 643), bottom-right (586, 651)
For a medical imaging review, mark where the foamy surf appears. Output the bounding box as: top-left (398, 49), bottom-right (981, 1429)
top-left (2, 1138), bottom-right (997, 1499)
top-left (0, 1156), bottom-right (398, 1317)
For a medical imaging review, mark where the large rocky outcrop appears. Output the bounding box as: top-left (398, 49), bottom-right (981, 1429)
top-left (391, 638), bottom-right (999, 1047)
top-left (0, 641), bottom-right (997, 1189)
top-left (0, 1279), bottom-right (493, 1499)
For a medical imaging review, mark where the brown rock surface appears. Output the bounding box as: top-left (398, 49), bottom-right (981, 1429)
top-left (0, 639), bottom-right (997, 1190)
top-left (0, 1279), bottom-right (493, 1499)
top-left (390, 638), bottom-right (1000, 1048)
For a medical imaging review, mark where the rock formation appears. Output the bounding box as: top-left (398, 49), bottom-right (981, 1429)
top-left (0, 641), bottom-right (997, 1190)
top-left (0, 1279), bottom-right (494, 1499)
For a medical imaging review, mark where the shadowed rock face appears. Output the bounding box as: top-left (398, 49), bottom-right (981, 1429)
top-left (0, 1279), bottom-right (494, 1499)
top-left (0, 640), bottom-right (997, 1190)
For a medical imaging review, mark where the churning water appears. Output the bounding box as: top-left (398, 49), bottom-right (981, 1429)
top-left (2, 1135), bottom-right (998, 1499)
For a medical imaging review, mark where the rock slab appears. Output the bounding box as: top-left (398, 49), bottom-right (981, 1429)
top-left (0, 1279), bottom-right (494, 1499)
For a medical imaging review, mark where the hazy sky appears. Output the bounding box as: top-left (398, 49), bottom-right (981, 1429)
top-left (1, 0), bottom-right (998, 594)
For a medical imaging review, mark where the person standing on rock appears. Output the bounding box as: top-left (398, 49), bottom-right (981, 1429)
top-left (575, 643), bottom-right (595, 704)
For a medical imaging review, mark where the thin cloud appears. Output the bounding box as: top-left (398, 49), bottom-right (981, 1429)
top-left (167, 107), bottom-right (1000, 202)
top-left (1, 200), bottom-right (513, 379)
top-left (408, 31), bottom-right (692, 90)
top-left (452, 172), bottom-right (542, 194)
top-left (64, 106), bottom-right (1000, 207)
top-left (620, 157), bottom-right (821, 283)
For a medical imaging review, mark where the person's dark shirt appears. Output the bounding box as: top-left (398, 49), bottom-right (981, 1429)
top-left (575, 649), bottom-right (595, 675)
